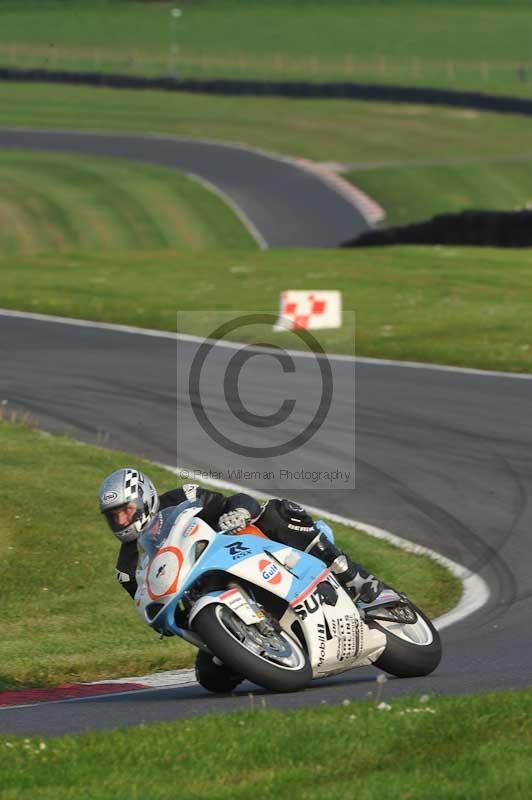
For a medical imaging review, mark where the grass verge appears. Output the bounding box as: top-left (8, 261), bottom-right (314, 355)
top-left (0, 149), bottom-right (255, 255)
top-left (0, 418), bottom-right (459, 690)
top-left (2, 0), bottom-right (532, 98)
top-left (347, 158), bottom-right (532, 227)
top-left (1, 690), bottom-right (531, 799)
top-left (2, 246), bottom-right (532, 373)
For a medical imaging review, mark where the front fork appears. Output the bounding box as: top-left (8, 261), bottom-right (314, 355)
top-left (188, 584), bottom-right (265, 630)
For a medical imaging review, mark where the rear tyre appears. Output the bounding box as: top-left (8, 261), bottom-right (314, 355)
top-left (370, 603), bottom-right (442, 678)
top-left (193, 604), bottom-right (312, 693)
top-left (195, 649), bottom-right (243, 694)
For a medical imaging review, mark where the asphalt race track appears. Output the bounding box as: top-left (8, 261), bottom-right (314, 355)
top-left (0, 128), bottom-right (369, 247)
top-left (1, 131), bottom-right (532, 736)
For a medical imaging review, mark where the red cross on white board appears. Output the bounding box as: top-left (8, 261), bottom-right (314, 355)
top-left (275, 291), bottom-right (342, 331)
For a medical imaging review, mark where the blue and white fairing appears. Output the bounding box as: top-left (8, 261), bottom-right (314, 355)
top-left (134, 500), bottom-right (324, 616)
top-left (134, 500), bottom-right (386, 678)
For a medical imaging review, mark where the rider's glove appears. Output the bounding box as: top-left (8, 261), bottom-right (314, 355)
top-left (218, 508), bottom-right (251, 533)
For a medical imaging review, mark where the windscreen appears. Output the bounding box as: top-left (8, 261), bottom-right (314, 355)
top-left (137, 500), bottom-right (203, 559)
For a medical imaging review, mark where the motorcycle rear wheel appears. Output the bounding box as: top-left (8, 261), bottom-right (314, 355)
top-left (369, 603), bottom-right (442, 678)
top-left (193, 603), bottom-right (312, 693)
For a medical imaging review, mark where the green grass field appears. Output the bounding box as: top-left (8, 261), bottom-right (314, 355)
top-left (2, 0), bottom-right (532, 98)
top-left (1, 690), bottom-right (531, 799)
top-left (2, 246), bottom-right (532, 373)
top-left (0, 149), bottom-right (255, 255)
top-left (0, 418), bottom-right (457, 690)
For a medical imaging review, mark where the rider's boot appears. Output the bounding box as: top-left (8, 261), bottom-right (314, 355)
top-left (307, 531), bottom-right (401, 605)
top-left (195, 650), bottom-right (243, 694)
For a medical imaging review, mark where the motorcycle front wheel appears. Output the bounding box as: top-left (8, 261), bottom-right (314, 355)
top-left (193, 603), bottom-right (312, 693)
top-left (369, 603), bottom-right (442, 678)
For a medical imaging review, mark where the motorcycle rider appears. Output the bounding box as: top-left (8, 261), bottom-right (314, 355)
top-left (99, 469), bottom-right (256, 599)
top-left (99, 467), bottom-right (400, 692)
top-left (99, 467), bottom-right (394, 606)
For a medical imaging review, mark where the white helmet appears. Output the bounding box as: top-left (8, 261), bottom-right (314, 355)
top-left (99, 468), bottom-right (159, 543)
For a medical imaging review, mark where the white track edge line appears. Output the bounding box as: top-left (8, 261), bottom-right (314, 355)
top-left (184, 173), bottom-right (268, 250)
top-left (1, 128), bottom-right (269, 249)
top-left (1, 307), bottom-right (531, 381)
top-left (91, 669), bottom-right (197, 689)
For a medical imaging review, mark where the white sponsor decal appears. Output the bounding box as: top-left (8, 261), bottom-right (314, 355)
top-left (146, 549), bottom-right (181, 599)
top-left (102, 491), bottom-right (118, 503)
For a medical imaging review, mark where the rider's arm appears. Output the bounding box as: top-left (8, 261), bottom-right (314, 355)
top-left (115, 539), bottom-right (139, 598)
top-left (224, 493), bottom-right (261, 519)
top-left (158, 485), bottom-right (193, 509)
top-left (160, 484), bottom-right (261, 527)
top-left (159, 483), bottom-right (227, 520)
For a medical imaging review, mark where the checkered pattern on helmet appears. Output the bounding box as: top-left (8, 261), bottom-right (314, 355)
top-left (134, 476), bottom-right (158, 532)
top-left (124, 470), bottom-right (139, 501)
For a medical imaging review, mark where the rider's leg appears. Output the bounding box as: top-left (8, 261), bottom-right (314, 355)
top-left (305, 531), bottom-right (389, 602)
top-left (256, 499), bottom-right (399, 604)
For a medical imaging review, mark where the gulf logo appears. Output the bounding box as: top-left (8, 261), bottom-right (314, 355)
top-left (259, 558), bottom-right (282, 585)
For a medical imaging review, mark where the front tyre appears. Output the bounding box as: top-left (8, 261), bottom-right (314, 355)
top-left (193, 604), bottom-right (312, 693)
top-left (370, 603), bottom-right (442, 678)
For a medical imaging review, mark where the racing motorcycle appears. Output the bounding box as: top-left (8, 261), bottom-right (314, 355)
top-left (135, 499), bottom-right (442, 693)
